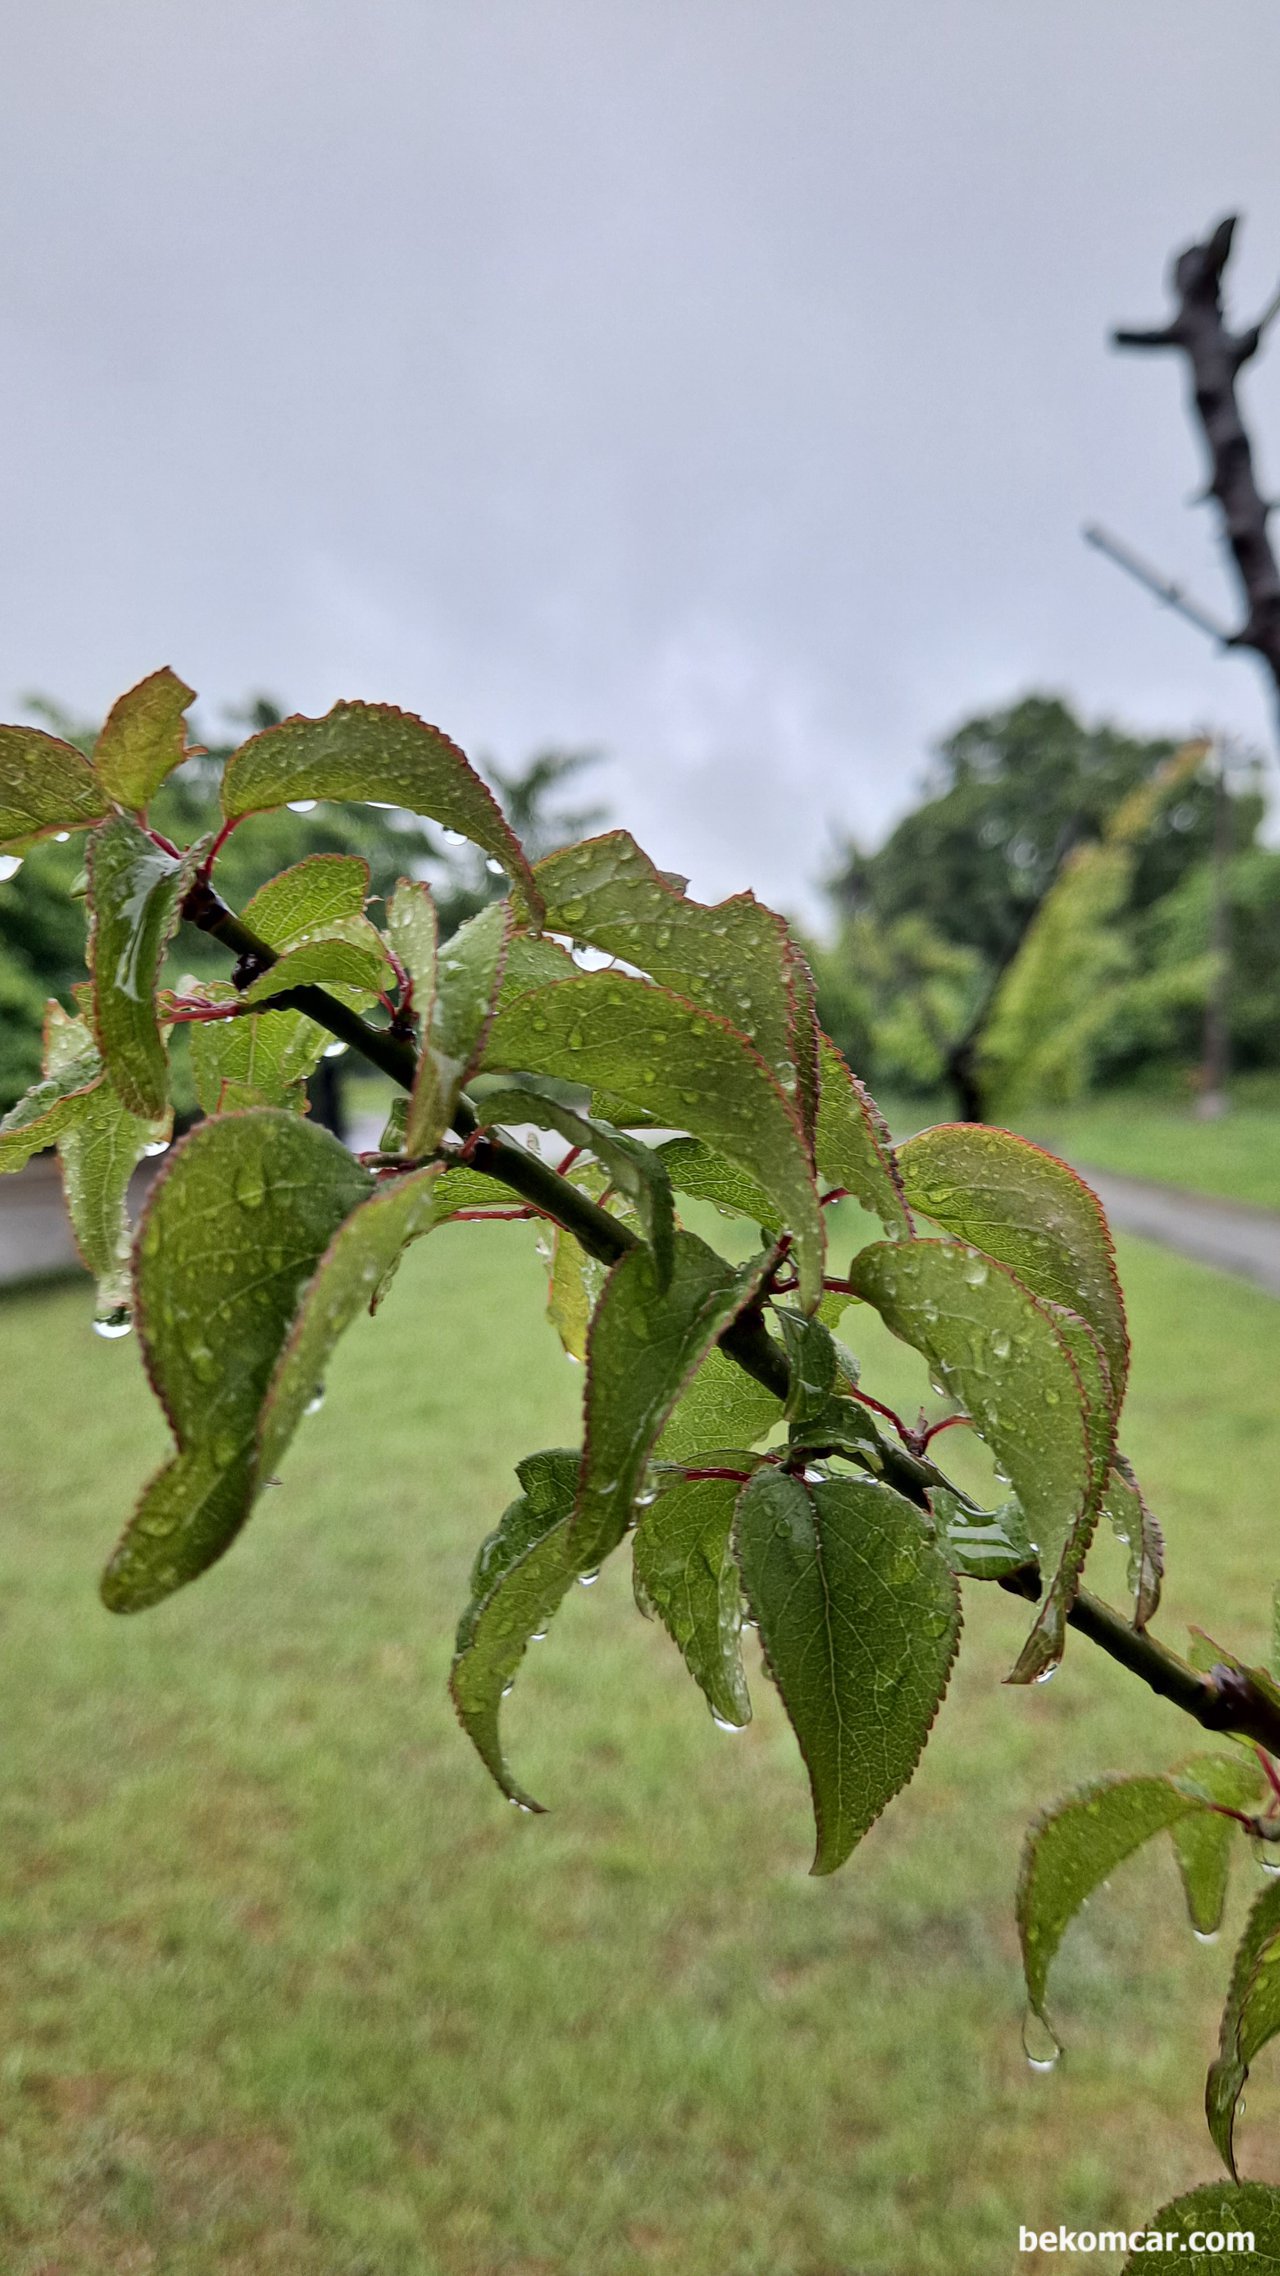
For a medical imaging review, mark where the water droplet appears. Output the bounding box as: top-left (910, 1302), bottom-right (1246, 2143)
top-left (0, 854), bottom-right (22, 882)
top-left (564, 1351), bottom-right (581, 1365)
top-left (441, 827), bottom-right (467, 846)
top-left (304, 1384), bottom-right (326, 1417)
top-left (641, 1069), bottom-right (657, 1086)
top-left (212, 1431), bottom-right (240, 1470)
top-left (1193, 1927), bottom-right (1220, 1945)
top-left (990, 1329), bottom-right (1011, 1359)
top-left (534, 1236), bottom-right (552, 1262)
top-left (1252, 1834), bottom-right (1280, 1874)
top-left (963, 1257), bottom-right (988, 1288)
top-left (187, 1344), bottom-right (217, 1381)
top-left (1021, 2008), bottom-right (1061, 2073)
top-left (141, 1137), bottom-right (169, 1159)
top-left (93, 1306), bottom-right (133, 1340)
top-left (287, 799), bottom-right (318, 814)
top-left (531, 1015), bottom-right (548, 1033)
top-left (634, 1485), bottom-right (658, 1509)
top-left (1043, 1387), bottom-right (1061, 1407)
top-left (655, 925), bottom-right (672, 948)
top-left (233, 1162), bottom-right (266, 1210)
top-left (485, 857), bottom-right (504, 876)
top-left (1033, 1662), bottom-right (1058, 1686)
top-left (577, 1568), bottom-right (600, 1588)
top-left (529, 1627), bottom-right (548, 1642)
top-left (323, 1040), bottom-right (348, 1059)
top-left (567, 1028), bottom-right (584, 1051)
top-left (53, 831), bottom-right (70, 843)
top-left (712, 1714), bottom-right (743, 1733)
top-left (501, 1680), bottom-right (515, 1697)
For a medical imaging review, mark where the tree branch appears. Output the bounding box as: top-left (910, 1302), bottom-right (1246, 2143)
top-left (179, 872), bottom-right (1280, 1758)
top-left (1114, 213), bottom-right (1280, 698)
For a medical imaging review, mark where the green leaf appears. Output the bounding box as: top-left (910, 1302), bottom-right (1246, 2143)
top-left (814, 1040), bottom-right (912, 1235)
top-left (633, 1475), bottom-right (752, 1727)
top-left (0, 1054), bottom-right (104, 1172)
top-left (384, 877), bottom-right (437, 1001)
top-left (1121, 2183), bottom-right (1280, 2273)
top-left (572, 1231), bottom-right (777, 1570)
top-left (656, 1346), bottom-right (782, 1463)
top-left (92, 667), bottom-right (196, 809)
top-left (240, 930), bottom-right (388, 1005)
top-left (848, 1239), bottom-right (1092, 1680)
top-left (483, 972), bottom-right (824, 1306)
top-left (896, 1123), bottom-right (1129, 1412)
top-left (0, 723), bottom-right (107, 849)
top-left (88, 814), bottom-right (202, 1117)
top-left (406, 901), bottom-right (511, 1154)
top-left (1208, 1877), bottom-right (1280, 2176)
top-left (929, 1485), bottom-right (1036, 1581)
top-left (475, 1071), bottom-right (675, 1289)
top-left (242, 852), bottom-right (371, 944)
top-left (786, 944), bottom-right (821, 1148)
top-left (101, 1114), bottom-right (370, 1611)
top-left (1172, 1755), bottom-right (1265, 1941)
top-left (449, 1448), bottom-right (581, 1810)
top-left (533, 829), bottom-right (802, 1105)
top-left (655, 1135), bottom-right (780, 1230)
top-left (546, 1226), bottom-right (601, 1361)
top-left (497, 930), bottom-right (577, 1004)
top-left (775, 1309), bottom-right (838, 1423)
top-left (258, 1165), bottom-right (448, 1476)
top-left (1102, 1452), bottom-right (1165, 1629)
top-left (186, 985), bottom-right (324, 1114)
top-left (734, 1469), bottom-right (960, 1874)
top-left (219, 700), bottom-right (542, 922)
top-left (44, 1007), bottom-right (169, 1318)
top-left (784, 1392), bottom-right (887, 1475)
top-left (1017, 1765), bottom-right (1257, 2036)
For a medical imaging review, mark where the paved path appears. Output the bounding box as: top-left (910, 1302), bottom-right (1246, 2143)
top-left (1075, 1164), bottom-right (1280, 1299)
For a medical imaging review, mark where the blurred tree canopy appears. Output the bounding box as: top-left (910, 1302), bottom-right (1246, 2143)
top-left (811, 693), bottom-right (1272, 1114)
top-left (0, 694), bottom-right (606, 1112)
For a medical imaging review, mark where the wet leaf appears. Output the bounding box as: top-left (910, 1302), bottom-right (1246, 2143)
top-left (1209, 1877), bottom-right (1280, 2176)
top-left (774, 1309), bottom-right (838, 1423)
top-left (88, 814), bottom-right (203, 1117)
top-left (0, 723), bottom-right (107, 849)
top-left (497, 930), bottom-right (577, 1004)
top-left (657, 1346), bottom-right (782, 1464)
top-left (0, 1054), bottom-right (104, 1172)
top-left (848, 1239), bottom-right (1091, 1679)
top-left (258, 1165), bottom-right (448, 1475)
top-left (384, 877), bottom-right (437, 1001)
top-left (1102, 1452), bottom-right (1165, 1629)
top-left (101, 1114), bottom-right (370, 1611)
top-left (1172, 1755), bottom-right (1265, 1940)
top-left (814, 1040), bottom-right (911, 1235)
top-left (44, 1007), bottom-right (169, 1316)
top-left (406, 901), bottom-right (511, 1154)
top-left (476, 1071), bottom-right (674, 1287)
top-left (1121, 2183), bottom-right (1280, 2272)
top-left (1018, 1765), bottom-right (1256, 2035)
top-left (633, 1475), bottom-right (752, 1727)
top-left (533, 829), bottom-right (801, 1102)
top-left (186, 985), bottom-right (323, 1114)
top-left (572, 1231), bottom-right (777, 1570)
top-left (449, 1448), bottom-right (581, 1809)
top-left (92, 667), bottom-right (196, 809)
top-left (240, 930), bottom-right (388, 1005)
top-left (655, 1135), bottom-right (779, 1230)
top-left (483, 972), bottom-right (823, 1306)
top-left (734, 1469), bottom-right (960, 1874)
top-left (242, 852), bottom-right (371, 943)
top-left (897, 1124), bottom-right (1128, 1413)
top-left (220, 700), bottom-right (542, 921)
top-left (929, 1485), bottom-right (1035, 1581)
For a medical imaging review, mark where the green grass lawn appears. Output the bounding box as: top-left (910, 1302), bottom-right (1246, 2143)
top-left (3, 1218), bottom-right (1280, 2274)
top-left (1021, 1089), bottom-right (1280, 1214)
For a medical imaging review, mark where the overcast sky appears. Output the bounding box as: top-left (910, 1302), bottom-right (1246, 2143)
top-left (3, 3), bottom-right (1280, 920)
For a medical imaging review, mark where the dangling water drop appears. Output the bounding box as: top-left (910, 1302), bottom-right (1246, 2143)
top-left (304, 1384), bottom-right (326, 1417)
top-left (93, 1306), bottom-right (133, 1340)
top-left (53, 831), bottom-right (70, 843)
top-left (441, 828), bottom-right (467, 846)
top-left (1193, 1927), bottom-right (1220, 1946)
top-left (0, 854), bottom-right (22, 882)
top-left (1033, 1661), bottom-right (1058, 1686)
top-left (712, 1714), bottom-right (744, 1734)
top-left (322, 1040), bottom-right (348, 1059)
top-left (287, 798), bottom-right (318, 814)
top-left (577, 1568), bottom-right (600, 1588)
top-left (484, 857), bottom-right (504, 876)
top-left (1251, 1833), bottom-right (1280, 1874)
top-left (1021, 2008), bottom-right (1061, 2073)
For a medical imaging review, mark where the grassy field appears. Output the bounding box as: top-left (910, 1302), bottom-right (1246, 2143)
top-left (3, 1214), bottom-right (1280, 2274)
